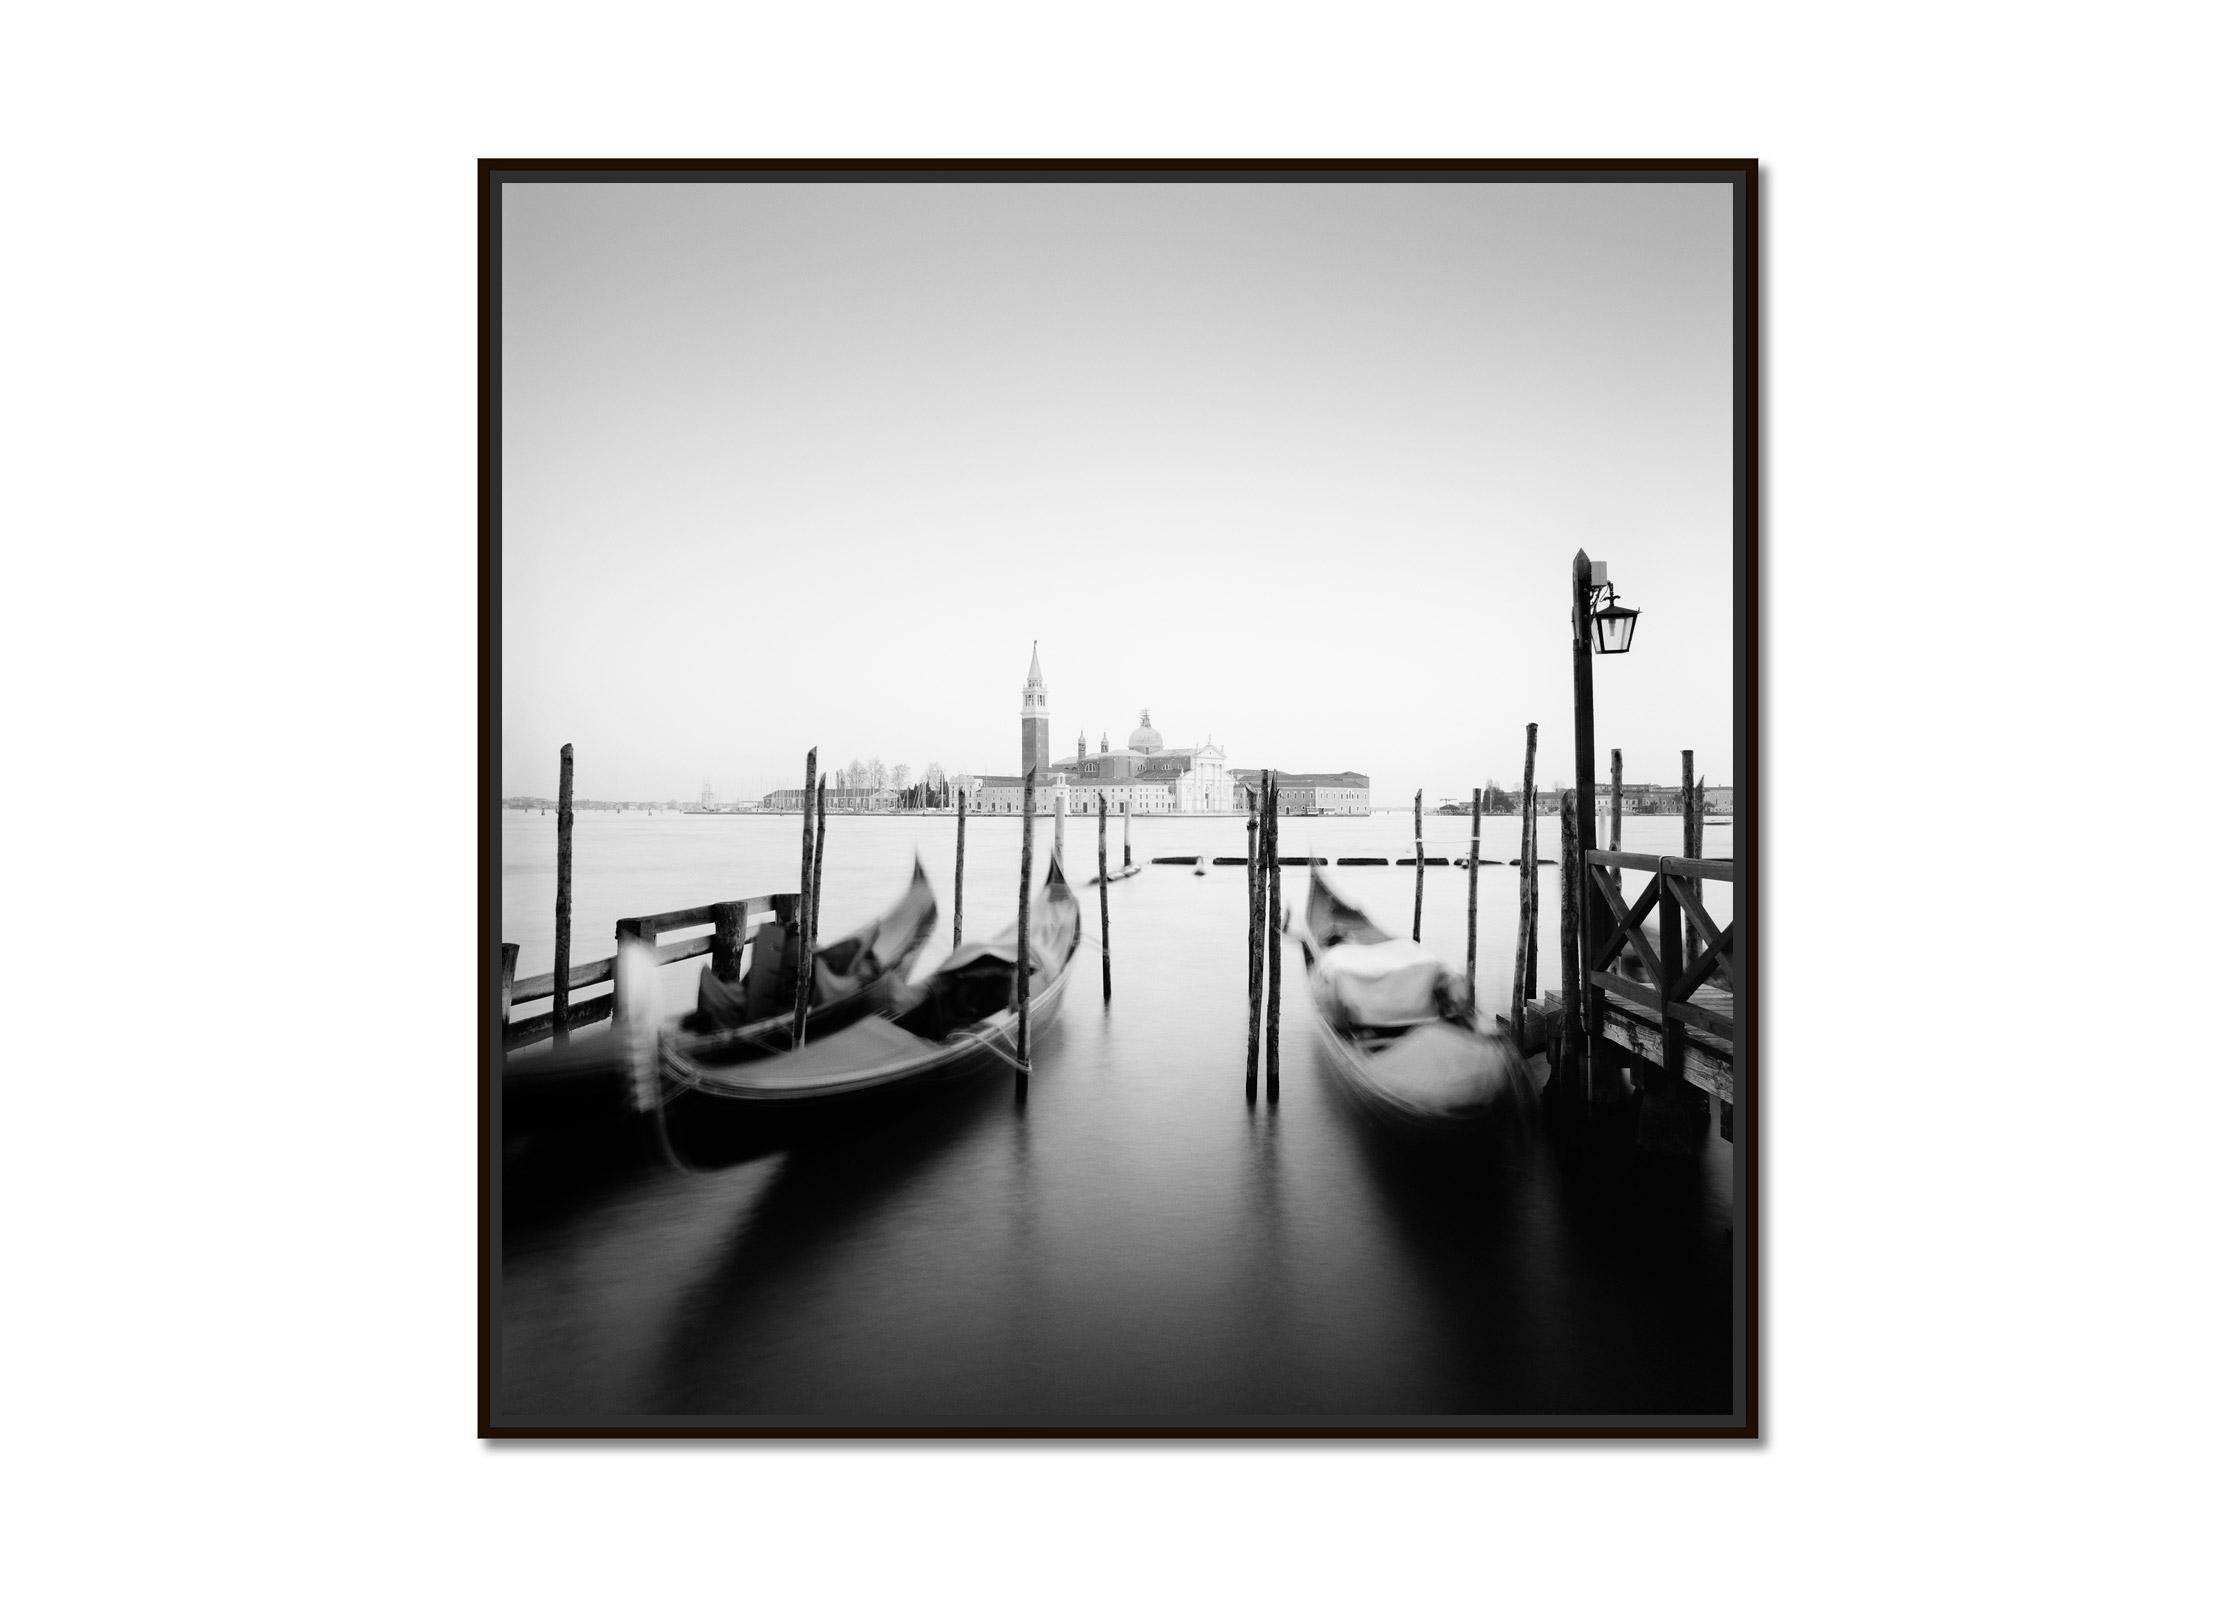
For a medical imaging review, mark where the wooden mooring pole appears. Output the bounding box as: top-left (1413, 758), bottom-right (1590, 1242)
top-left (1098, 793), bottom-right (1112, 1005)
top-left (1123, 800), bottom-right (1133, 870)
top-left (1466, 786), bottom-right (1482, 1019)
top-left (1682, 749), bottom-right (1702, 970)
top-left (1513, 724), bottom-right (1538, 1031)
top-left (1611, 748), bottom-right (1624, 902)
top-left (1245, 793), bottom-right (1263, 1102)
top-left (553, 743), bottom-right (574, 1046)
top-left (810, 772), bottom-right (828, 954)
top-left (1264, 774), bottom-right (1281, 1102)
top-left (1556, 788), bottom-right (1587, 1102)
top-left (953, 786), bottom-right (966, 949)
top-left (1411, 787), bottom-right (1425, 941)
top-left (791, 747), bottom-right (818, 1049)
top-left (1016, 766), bottom-right (1035, 1094)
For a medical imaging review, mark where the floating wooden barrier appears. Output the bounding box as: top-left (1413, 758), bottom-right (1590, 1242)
top-left (1337, 856), bottom-right (1389, 866)
top-left (1417, 856), bottom-right (1451, 867)
top-left (1152, 855), bottom-right (1199, 865)
top-left (1213, 855), bottom-right (1251, 866)
top-left (1276, 855), bottom-right (1324, 867)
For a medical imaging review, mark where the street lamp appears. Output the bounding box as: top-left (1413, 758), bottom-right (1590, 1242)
top-left (1591, 589), bottom-right (1640, 655)
top-left (1567, 549), bottom-right (1645, 1106)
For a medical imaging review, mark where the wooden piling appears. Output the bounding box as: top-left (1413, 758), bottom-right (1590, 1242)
top-left (791, 747), bottom-right (818, 1049)
top-left (1557, 788), bottom-right (1587, 1102)
top-left (1682, 749), bottom-right (1700, 969)
top-left (810, 772), bottom-right (828, 955)
top-left (1054, 787), bottom-right (1065, 873)
top-left (1245, 795), bottom-right (1264, 1100)
top-left (1098, 793), bottom-right (1112, 1005)
top-left (953, 787), bottom-right (966, 949)
top-left (1513, 724), bottom-right (1539, 1029)
top-left (1466, 787), bottom-right (1482, 1018)
top-left (1016, 765), bottom-right (1035, 1083)
top-left (1264, 774), bottom-right (1281, 1102)
top-left (1411, 788), bottom-right (1425, 941)
top-left (1524, 726), bottom-right (1541, 1008)
top-left (1123, 800), bottom-right (1133, 869)
top-left (1611, 747), bottom-right (1624, 892)
top-left (553, 743), bottom-right (574, 1046)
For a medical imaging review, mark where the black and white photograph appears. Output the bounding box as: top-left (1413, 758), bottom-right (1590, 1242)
top-left (484, 162), bottom-right (1756, 1433)
top-left (16, 1), bottom-right (2240, 1590)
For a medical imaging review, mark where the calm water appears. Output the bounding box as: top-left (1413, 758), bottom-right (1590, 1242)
top-left (496, 808), bottom-right (1738, 1423)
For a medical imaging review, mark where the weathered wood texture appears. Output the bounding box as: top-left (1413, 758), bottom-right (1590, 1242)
top-left (554, 743), bottom-right (574, 1046)
top-left (954, 788), bottom-right (966, 949)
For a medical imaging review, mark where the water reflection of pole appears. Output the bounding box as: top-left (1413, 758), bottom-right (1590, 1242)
top-left (553, 742), bottom-right (574, 1046)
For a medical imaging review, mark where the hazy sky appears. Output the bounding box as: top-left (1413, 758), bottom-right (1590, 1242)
top-left (500, 177), bottom-right (1735, 803)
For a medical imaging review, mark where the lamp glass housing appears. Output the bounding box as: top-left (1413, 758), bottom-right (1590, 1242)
top-left (1592, 601), bottom-right (1639, 655)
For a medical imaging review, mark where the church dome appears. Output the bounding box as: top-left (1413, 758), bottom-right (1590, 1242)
top-left (1127, 711), bottom-right (1162, 753)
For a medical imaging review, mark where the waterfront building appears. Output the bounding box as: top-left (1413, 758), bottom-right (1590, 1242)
top-left (1227, 769), bottom-right (1373, 815)
top-left (759, 786), bottom-right (902, 812)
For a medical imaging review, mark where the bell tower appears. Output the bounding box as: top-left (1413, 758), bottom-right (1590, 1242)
top-left (1020, 641), bottom-right (1050, 778)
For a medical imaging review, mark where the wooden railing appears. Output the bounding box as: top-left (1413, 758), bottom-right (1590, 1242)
top-left (1582, 850), bottom-right (1735, 1130)
top-left (499, 892), bottom-right (799, 1054)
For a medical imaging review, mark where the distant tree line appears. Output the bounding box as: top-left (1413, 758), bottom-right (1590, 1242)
top-left (813, 758), bottom-right (958, 811)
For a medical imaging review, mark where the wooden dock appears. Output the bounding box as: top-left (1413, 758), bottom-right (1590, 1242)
top-left (1580, 848), bottom-right (1736, 1139)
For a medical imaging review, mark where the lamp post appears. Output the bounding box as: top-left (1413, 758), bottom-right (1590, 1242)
top-left (1569, 549), bottom-right (1642, 1104)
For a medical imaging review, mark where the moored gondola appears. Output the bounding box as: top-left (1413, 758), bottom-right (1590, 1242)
top-left (656, 858), bottom-right (1081, 1148)
top-left (1293, 866), bottom-right (1516, 1130)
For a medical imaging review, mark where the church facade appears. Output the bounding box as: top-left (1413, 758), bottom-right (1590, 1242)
top-left (969, 644), bottom-right (1228, 814)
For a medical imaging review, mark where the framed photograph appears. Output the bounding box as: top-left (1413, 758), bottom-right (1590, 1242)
top-left (482, 159), bottom-right (1757, 1437)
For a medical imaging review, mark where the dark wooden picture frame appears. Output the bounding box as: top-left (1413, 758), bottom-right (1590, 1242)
top-left (480, 158), bottom-right (1758, 1438)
